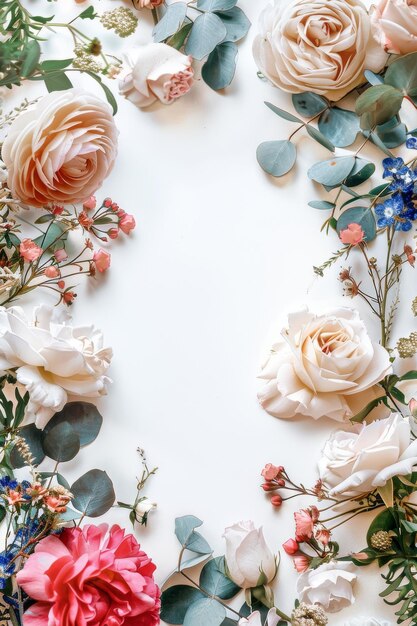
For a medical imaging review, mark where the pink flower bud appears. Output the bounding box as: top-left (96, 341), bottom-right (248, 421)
top-left (19, 239), bottom-right (42, 262)
top-left (261, 482), bottom-right (276, 492)
top-left (57, 280), bottom-right (65, 289)
top-left (104, 197), bottom-right (112, 208)
top-left (93, 248), bottom-right (111, 273)
top-left (282, 539), bottom-right (299, 555)
top-left (108, 228), bottom-right (119, 240)
top-left (270, 494), bottom-right (283, 507)
top-left (44, 266), bottom-right (60, 279)
top-left (119, 213), bottom-right (136, 235)
top-left (315, 527), bottom-right (331, 546)
top-left (83, 196), bottom-right (97, 211)
top-left (54, 249), bottom-right (68, 263)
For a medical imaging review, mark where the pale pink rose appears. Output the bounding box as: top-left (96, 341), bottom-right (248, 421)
top-left (2, 89), bottom-right (117, 207)
top-left (54, 249), bottom-right (68, 263)
top-left (253, 0), bottom-right (387, 101)
top-left (19, 239), bottom-right (42, 262)
top-left (297, 561), bottom-right (356, 612)
top-left (120, 213), bottom-right (136, 234)
top-left (93, 248), bottom-right (111, 273)
top-left (340, 223), bottom-right (365, 246)
top-left (371, 0), bottom-right (417, 54)
top-left (17, 524), bottom-right (161, 626)
top-left (44, 266), bottom-right (60, 279)
top-left (258, 307), bottom-right (392, 421)
top-left (119, 43), bottom-right (194, 108)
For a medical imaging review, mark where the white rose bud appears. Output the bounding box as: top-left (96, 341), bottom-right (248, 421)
top-left (135, 497), bottom-right (157, 525)
top-left (223, 521), bottom-right (277, 589)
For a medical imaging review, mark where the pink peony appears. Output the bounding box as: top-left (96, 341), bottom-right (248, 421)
top-left (339, 222), bottom-right (365, 246)
top-left (119, 213), bottom-right (136, 235)
top-left (93, 248), bottom-right (111, 273)
top-left (19, 239), bottom-right (43, 262)
top-left (17, 524), bottom-right (161, 626)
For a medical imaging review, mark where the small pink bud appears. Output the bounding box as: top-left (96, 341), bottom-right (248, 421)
top-left (261, 482), bottom-right (276, 492)
top-left (83, 196), bottom-right (97, 211)
top-left (57, 280), bottom-right (65, 289)
top-left (282, 539), bottom-right (299, 555)
top-left (54, 249), bottom-right (68, 263)
top-left (104, 197), bottom-right (112, 208)
top-left (270, 494), bottom-right (283, 507)
top-left (44, 266), bottom-right (60, 279)
top-left (108, 228), bottom-right (119, 240)
top-left (409, 398), bottom-right (417, 418)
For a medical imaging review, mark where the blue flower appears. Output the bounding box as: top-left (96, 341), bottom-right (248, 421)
top-left (382, 157), bottom-right (405, 178)
top-left (0, 552), bottom-right (16, 590)
top-left (406, 137), bottom-right (417, 150)
top-left (389, 167), bottom-right (417, 192)
top-left (0, 477), bottom-right (18, 492)
top-left (375, 193), bottom-right (403, 227)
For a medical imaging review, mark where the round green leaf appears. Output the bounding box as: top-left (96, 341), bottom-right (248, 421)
top-left (43, 402), bottom-right (103, 447)
top-left (356, 84), bottom-right (403, 130)
top-left (185, 13), bottom-right (227, 60)
top-left (184, 598), bottom-right (225, 626)
top-left (153, 2), bottom-right (187, 42)
top-left (200, 557), bottom-right (240, 599)
top-left (257, 140), bottom-right (296, 177)
top-left (292, 92), bottom-right (328, 117)
top-left (42, 422), bottom-right (80, 462)
top-left (385, 52), bottom-right (417, 96)
top-left (161, 586), bottom-right (205, 625)
top-left (308, 156), bottom-right (355, 187)
top-left (10, 424), bottom-right (45, 468)
top-left (202, 42), bottom-right (237, 90)
top-left (345, 158), bottom-right (376, 187)
top-left (215, 7), bottom-right (250, 43)
top-left (318, 107), bottom-right (360, 148)
top-left (376, 117), bottom-right (407, 149)
top-left (336, 206), bottom-right (377, 242)
top-left (71, 469), bottom-right (115, 517)
top-left (197, 0), bottom-right (236, 10)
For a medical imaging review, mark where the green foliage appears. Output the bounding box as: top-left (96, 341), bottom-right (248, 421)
top-left (175, 515), bottom-right (212, 555)
top-left (215, 7), bottom-right (250, 43)
top-left (185, 13), bottom-right (227, 60)
top-left (153, 3), bottom-right (188, 42)
top-left (292, 92), bottom-right (328, 117)
top-left (183, 598), bottom-right (225, 626)
top-left (318, 107), bottom-right (360, 148)
top-left (161, 586), bottom-right (205, 624)
top-left (336, 206), bottom-right (376, 242)
top-left (71, 469), bottom-right (115, 517)
top-left (308, 156), bottom-right (355, 187)
top-left (43, 402), bottom-right (103, 447)
top-left (42, 422), bottom-right (80, 462)
top-left (199, 557), bottom-right (240, 599)
top-left (10, 423), bottom-right (45, 468)
top-left (257, 141), bottom-right (296, 177)
top-left (202, 42), bottom-right (237, 90)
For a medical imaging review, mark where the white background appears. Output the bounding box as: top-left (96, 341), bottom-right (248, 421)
top-left (7, 0), bottom-right (416, 623)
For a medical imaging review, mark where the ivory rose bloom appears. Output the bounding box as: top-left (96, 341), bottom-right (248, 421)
top-left (239, 610), bottom-right (279, 626)
top-left (253, 0), bottom-right (386, 101)
top-left (297, 561), bottom-right (357, 612)
top-left (223, 521), bottom-right (277, 589)
top-left (258, 308), bottom-right (392, 422)
top-left (318, 413), bottom-right (417, 496)
top-left (2, 89), bottom-right (117, 207)
top-left (17, 524), bottom-right (160, 626)
top-left (371, 0), bottom-right (417, 54)
top-left (119, 43), bottom-right (194, 108)
top-left (0, 305), bottom-right (112, 427)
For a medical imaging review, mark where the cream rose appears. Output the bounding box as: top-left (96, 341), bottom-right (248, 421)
top-left (223, 521), bottom-right (277, 589)
top-left (371, 0), bottom-right (417, 54)
top-left (258, 308), bottom-right (392, 422)
top-left (318, 413), bottom-right (417, 496)
top-left (253, 0), bottom-right (386, 101)
top-left (2, 89), bottom-right (117, 208)
top-left (119, 43), bottom-right (194, 109)
top-left (296, 561), bottom-right (356, 612)
top-left (0, 305), bottom-right (112, 427)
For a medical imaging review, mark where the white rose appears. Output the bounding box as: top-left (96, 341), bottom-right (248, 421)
top-left (371, 0), bottom-right (417, 54)
top-left (318, 413), bottom-right (417, 497)
top-left (0, 305), bottom-right (112, 428)
top-left (344, 619), bottom-right (393, 626)
top-left (223, 521), bottom-right (277, 589)
top-left (135, 497), bottom-right (157, 525)
top-left (239, 609), bottom-right (279, 626)
top-left (253, 0), bottom-right (386, 101)
top-left (297, 561), bottom-right (356, 613)
top-left (258, 308), bottom-right (392, 422)
top-left (119, 43), bottom-right (194, 109)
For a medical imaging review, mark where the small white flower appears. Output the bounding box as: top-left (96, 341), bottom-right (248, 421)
top-left (135, 497), bottom-right (157, 525)
top-left (297, 561), bottom-right (357, 613)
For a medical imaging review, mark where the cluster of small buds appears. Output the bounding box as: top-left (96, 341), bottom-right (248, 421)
top-left (370, 530), bottom-right (393, 552)
top-left (291, 603), bottom-right (328, 626)
top-left (281, 506), bottom-right (334, 573)
top-left (397, 331), bottom-right (417, 358)
top-left (100, 7), bottom-right (138, 37)
top-left (73, 43), bottom-right (102, 73)
top-left (77, 196), bottom-right (136, 242)
top-left (261, 463), bottom-right (286, 507)
top-left (404, 244), bottom-right (416, 267)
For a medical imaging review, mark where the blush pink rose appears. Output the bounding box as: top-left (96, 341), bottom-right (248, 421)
top-left (2, 89), bottom-right (118, 208)
top-left (119, 43), bottom-right (194, 108)
top-left (19, 239), bottom-right (42, 262)
top-left (371, 0), bottom-right (417, 54)
top-left (339, 222), bottom-right (365, 246)
top-left (93, 248), bottom-right (111, 273)
top-left (17, 524), bottom-right (161, 626)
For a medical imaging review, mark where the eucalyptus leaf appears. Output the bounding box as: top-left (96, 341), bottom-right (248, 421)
top-left (43, 402), bottom-right (103, 447)
top-left (306, 124), bottom-right (335, 152)
top-left (215, 7), bottom-right (250, 43)
top-left (308, 200), bottom-right (335, 210)
top-left (202, 42), bottom-right (237, 90)
top-left (240, 601), bottom-right (270, 622)
top-left (345, 158), bottom-right (375, 187)
top-left (34, 222), bottom-right (67, 252)
top-left (10, 424), bottom-right (45, 468)
top-left (153, 2), bottom-right (188, 43)
top-left (376, 117), bottom-right (407, 149)
top-left (167, 21), bottom-right (193, 50)
top-left (161, 586), bottom-right (205, 625)
top-left (175, 515), bottom-right (212, 555)
top-left (181, 553), bottom-right (212, 570)
top-left (71, 469), bottom-right (115, 517)
top-left (42, 422), bottom-right (80, 462)
top-left (197, 0), bottom-right (237, 10)
top-left (308, 156), bottom-right (355, 187)
top-left (292, 92), bottom-right (328, 117)
top-left (385, 51), bottom-right (417, 99)
top-left (185, 13), bottom-right (227, 60)
top-left (257, 140), bottom-right (296, 177)
top-left (336, 206), bottom-right (377, 242)
top-left (200, 557), bottom-right (240, 599)
top-left (364, 69), bottom-right (384, 86)
top-left (264, 102), bottom-right (302, 123)
top-left (356, 84), bottom-right (403, 129)
top-left (58, 507), bottom-right (82, 522)
top-left (318, 107), bottom-right (360, 148)
top-left (370, 130), bottom-right (394, 157)
top-left (183, 598), bottom-right (226, 626)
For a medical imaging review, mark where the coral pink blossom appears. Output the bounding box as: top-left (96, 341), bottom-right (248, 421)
top-left (339, 222), bottom-right (365, 246)
top-left (78, 211), bottom-right (94, 230)
top-left (282, 539), bottom-right (299, 555)
top-left (19, 239), bottom-right (42, 262)
top-left (108, 228), bottom-right (119, 239)
top-left (315, 527), bottom-right (331, 546)
top-left (119, 213), bottom-right (136, 234)
top-left (294, 509), bottom-right (315, 541)
top-left (17, 524), bottom-right (161, 626)
top-left (83, 196), bottom-right (97, 211)
top-left (93, 249), bottom-right (111, 273)
top-left (44, 266), bottom-right (60, 279)
top-left (293, 554), bottom-right (310, 573)
top-left (261, 463), bottom-right (282, 481)
top-left (54, 249), bottom-right (68, 263)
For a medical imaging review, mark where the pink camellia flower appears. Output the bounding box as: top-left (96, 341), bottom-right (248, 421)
top-left (293, 554), bottom-right (311, 573)
top-left (44, 266), bottom-right (60, 279)
top-left (261, 463), bottom-right (283, 481)
top-left (17, 524), bottom-right (161, 626)
top-left (19, 239), bottom-right (42, 262)
top-left (282, 538), bottom-right (299, 555)
top-left (83, 195), bottom-right (97, 211)
top-left (294, 509), bottom-right (315, 542)
top-left (340, 223), bottom-right (365, 246)
top-left (93, 248), bottom-right (111, 273)
top-left (120, 213), bottom-right (136, 234)
top-left (54, 249), bottom-right (68, 263)
top-left (119, 43), bottom-right (194, 108)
